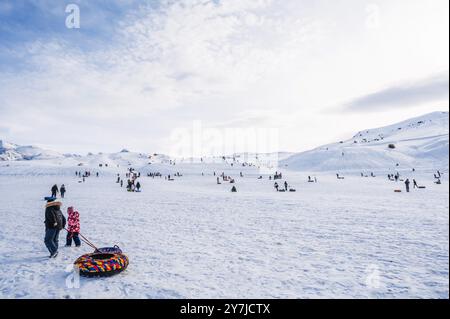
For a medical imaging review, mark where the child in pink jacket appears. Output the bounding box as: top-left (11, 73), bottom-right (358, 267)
top-left (66, 206), bottom-right (81, 247)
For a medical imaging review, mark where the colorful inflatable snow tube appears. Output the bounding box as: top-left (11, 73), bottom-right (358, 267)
top-left (74, 247), bottom-right (129, 277)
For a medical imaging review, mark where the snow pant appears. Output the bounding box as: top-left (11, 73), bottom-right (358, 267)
top-left (51, 191), bottom-right (57, 198)
top-left (66, 232), bottom-right (81, 247)
top-left (406, 185), bottom-right (410, 192)
top-left (61, 191), bottom-right (65, 198)
top-left (44, 228), bottom-right (60, 255)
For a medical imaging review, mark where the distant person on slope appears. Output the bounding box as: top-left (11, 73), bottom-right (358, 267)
top-left (405, 179), bottom-right (411, 193)
top-left (60, 184), bottom-right (66, 198)
top-left (66, 207), bottom-right (81, 247)
top-left (136, 182), bottom-right (141, 192)
top-left (51, 184), bottom-right (59, 198)
top-left (284, 181), bottom-right (288, 191)
top-left (44, 198), bottom-right (65, 258)
top-left (413, 179), bottom-right (419, 189)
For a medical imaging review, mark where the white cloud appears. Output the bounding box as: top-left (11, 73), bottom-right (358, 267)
top-left (0, 0), bottom-right (448, 154)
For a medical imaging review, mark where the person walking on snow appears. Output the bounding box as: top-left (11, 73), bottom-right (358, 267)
top-left (44, 198), bottom-right (65, 258)
top-left (51, 184), bottom-right (59, 198)
top-left (60, 184), bottom-right (66, 198)
top-left (284, 181), bottom-right (288, 191)
top-left (413, 179), bottom-right (419, 189)
top-left (405, 179), bottom-right (411, 193)
top-left (136, 182), bottom-right (141, 192)
top-left (274, 182), bottom-right (279, 191)
top-left (66, 206), bottom-right (81, 247)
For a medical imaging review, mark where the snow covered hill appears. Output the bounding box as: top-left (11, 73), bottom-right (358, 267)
top-left (0, 139), bottom-right (173, 165)
top-left (2, 112), bottom-right (448, 173)
top-left (281, 111), bottom-right (449, 172)
top-left (73, 150), bottom-right (171, 168)
top-left (0, 140), bottom-right (64, 161)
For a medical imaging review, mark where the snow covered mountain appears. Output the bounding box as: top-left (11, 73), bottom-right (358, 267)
top-left (0, 140), bottom-right (173, 167)
top-left (281, 111), bottom-right (449, 172)
top-left (0, 140), bottom-right (64, 161)
top-left (2, 112), bottom-right (448, 172)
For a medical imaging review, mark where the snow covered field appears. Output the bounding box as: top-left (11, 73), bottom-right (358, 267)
top-left (0, 165), bottom-right (448, 299)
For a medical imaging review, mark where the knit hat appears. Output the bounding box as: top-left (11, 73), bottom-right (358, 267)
top-left (45, 196), bottom-right (57, 203)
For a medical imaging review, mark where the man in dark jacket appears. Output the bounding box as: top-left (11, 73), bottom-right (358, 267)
top-left (44, 199), bottom-right (64, 258)
top-left (51, 184), bottom-right (59, 198)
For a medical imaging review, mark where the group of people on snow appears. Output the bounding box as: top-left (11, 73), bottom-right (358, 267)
top-left (403, 179), bottom-right (422, 192)
top-left (386, 169), bottom-right (444, 192)
top-left (147, 172), bottom-right (162, 178)
top-left (119, 168), bottom-right (143, 192)
top-left (360, 172), bottom-right (376, 177)
top-left (127, 179), bottom-right (141, 192)
top-left (434, 170), bottom-right (442, 184)
top-left (273, 181), bottom-right (295, 192)
top-left (388, 173), bottom-right (401, 182)
top-left (75, 170), bottom-right (99, 182)
top-left (273, 172), bottom-right (283, 180)
top-left (51, 184), bottom-right (66, 199)
top-left (308, 176), bottom-right (317, 183)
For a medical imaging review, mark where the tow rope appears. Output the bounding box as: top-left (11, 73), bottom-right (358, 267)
top-left (64, 228), bottom-right (100, 252)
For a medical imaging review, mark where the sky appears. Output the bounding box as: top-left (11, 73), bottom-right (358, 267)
top-left (0, 0), bottom-right (448, 156)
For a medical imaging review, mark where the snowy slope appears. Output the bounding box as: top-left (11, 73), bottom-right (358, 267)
top-left (0, 170), bottom-right (448, 298)
top-left (281, 112), bottom-right (449, 172)
top-left (0, 121), bottom-right (448, 298)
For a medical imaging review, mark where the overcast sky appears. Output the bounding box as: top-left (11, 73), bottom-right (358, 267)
top-left (0, 0), bottom-right (448, 155)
